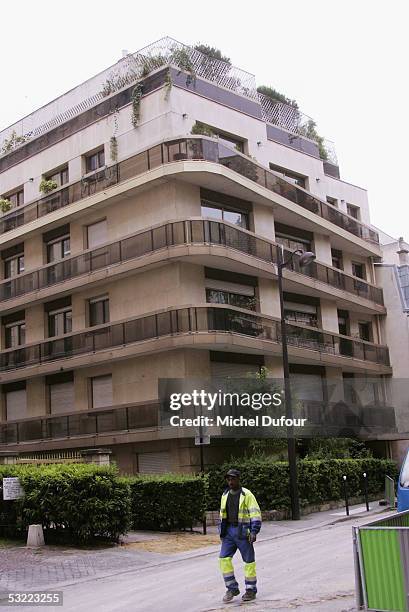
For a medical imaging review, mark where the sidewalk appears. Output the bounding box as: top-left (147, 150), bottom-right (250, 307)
top-left (0, 499), bottom-right (391, 599)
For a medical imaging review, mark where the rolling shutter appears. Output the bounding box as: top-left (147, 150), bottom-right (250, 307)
top-left (50, 382), bottom-right (75, 414)
top-left (6, 389), bottom-right (27, 420)
top-left (87, 220), bottom-right (107, 248)
top-left (137, 451), bottom-right (171, 474)
top-left (91, 375), bottom-right (113, 408)
top-left (210, 361), bottom-right (260, 379)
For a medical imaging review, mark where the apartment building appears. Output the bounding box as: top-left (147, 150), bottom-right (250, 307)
top-left (0, 37), bottom-right (392, 473)
top-left (375, 235), bottom-right (409, 463)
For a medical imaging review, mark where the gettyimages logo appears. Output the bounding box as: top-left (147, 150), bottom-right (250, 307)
top-left (158, 377), bottom-right (398, 439)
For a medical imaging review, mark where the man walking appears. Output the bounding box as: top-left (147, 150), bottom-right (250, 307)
top-left (218, 468), bottom-right (262, 603)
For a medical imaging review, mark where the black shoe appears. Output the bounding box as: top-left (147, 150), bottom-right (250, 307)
top-left (222, 589), bottom-right (240, 603)
top-left (242, 590), bottom-right (256, 601)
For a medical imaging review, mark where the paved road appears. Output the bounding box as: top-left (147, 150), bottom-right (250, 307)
top-left (6, 514), bottom-right (373, 612)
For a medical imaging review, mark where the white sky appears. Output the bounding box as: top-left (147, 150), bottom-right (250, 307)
top-left (1, 0), bottom-right (408, 238)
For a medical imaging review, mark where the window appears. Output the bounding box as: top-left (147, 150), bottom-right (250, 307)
top-left (275, 232), bottom-right (311, 253)
top-left (269, 163), bottom-right (306, 189)
top-left (358, 322), bottom-right (371, 342)
top-left (206, 288), bottom-right (256, 310)
top-left (338, 310), bottom-right (350, 335)
top-left (284, 301), bottom-right (318, 327)
top-left (3, 188), bottom-right (24, 208)
top-left (91, 374), bottom-right (113, 408)
top-left (201, 201), bottom-right (248, 229)
top-left (85, 149), bottom-right (105, 173)
top-left (46, 166), bottom-right (69, 188)
top-left (326, 196), bottom-right (338, 207)
top-left (4, 253), bottom-right (24, 278)
top-left (347, 203), bottom-right (360, 220)
top-left (352, 262), bottom-right (366, 280)
top-left (48, 307), bottom-right (72, 337)
top-left (89, 296), bottom-right (109, 326)
top-left (47, 235), bottom-right (70, 263)
top-left (5, 320), bottom-right (25, 348)
top-left (331, 249), bottom-right (343, 270)
top-left (87, 219), bottom-right (108, 248)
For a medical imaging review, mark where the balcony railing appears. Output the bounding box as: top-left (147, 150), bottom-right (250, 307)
top-left (0, 397), bottom-right (396, 446)
top-left (0, 138), bottom-right (379, 244)
top-left (0, 402), bottom-right (159, 445)
top-left (0, 219), bottom-right (384, 306)
top-left (0, 306), bottom-right (390, 373)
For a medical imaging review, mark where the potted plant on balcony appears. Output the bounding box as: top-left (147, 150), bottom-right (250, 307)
top-left (39, 178), bottom-right (58, 195)
top-left (0, 198), bottom-right (12, 213)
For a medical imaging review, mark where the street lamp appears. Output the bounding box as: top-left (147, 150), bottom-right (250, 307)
top-left (277, 246), bottom-right (316, 520)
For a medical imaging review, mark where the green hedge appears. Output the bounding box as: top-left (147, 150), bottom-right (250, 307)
top-left (129, 474), bottom-right (208, 531)
top-left (206, 458), bottom-right (397, 510)
top-left (0, 464), bottom-right (130, 542)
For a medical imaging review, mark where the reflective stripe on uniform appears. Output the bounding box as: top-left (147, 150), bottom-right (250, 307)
top-left (244, 561), bottom-right (257, 578)
top-left (219, 556), bottom-right (234, 574)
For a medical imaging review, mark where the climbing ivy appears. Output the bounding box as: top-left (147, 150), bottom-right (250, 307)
top-left (131, 83), bottom-right (143, 128)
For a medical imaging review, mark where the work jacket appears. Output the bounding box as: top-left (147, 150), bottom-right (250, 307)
top-left (219, 487), bottom-right (262, 538)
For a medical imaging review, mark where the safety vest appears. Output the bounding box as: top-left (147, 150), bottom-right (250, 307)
top-left (219, 487), bottom-right (262, 538)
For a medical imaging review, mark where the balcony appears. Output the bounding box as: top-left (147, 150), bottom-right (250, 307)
top-left (0, 397), bottom-right (396, 447)
top-left (0, 138), bottom-right (379, 245)
top-left (0, 219), bottom-right (384, 309)
top-left (0, 306), bottom-right (390, 376)
top-left (0, 402), bottom-right (159, 445)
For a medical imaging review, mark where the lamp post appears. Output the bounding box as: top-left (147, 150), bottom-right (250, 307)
top-left (277, 246), bottom-right (316, 520)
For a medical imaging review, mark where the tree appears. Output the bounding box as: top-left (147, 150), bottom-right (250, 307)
top-left (194, 44), bottom-right (231, 64)
top-left (257, 85), bottom-right (298, 109)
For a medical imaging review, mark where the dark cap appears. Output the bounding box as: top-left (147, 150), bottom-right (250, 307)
top-left (226, 469), bottom-right (241, 478)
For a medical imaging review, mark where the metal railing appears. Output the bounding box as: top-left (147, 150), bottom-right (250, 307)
top-left (0, 37), bottom-right (257, 155)
top-left (0, 219), bottom-right (384, 306)
top-left (282, 247), bottom-right (384, 305)
top-left (0, 138), bottom-right (379, 245)
top-left (0, 306), bottom-right (390, 373)
top-left (0, 402), bottom-right (159, 445)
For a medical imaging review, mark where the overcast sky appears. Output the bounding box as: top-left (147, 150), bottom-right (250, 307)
top-left (1, 1), bottom-right (408, 239)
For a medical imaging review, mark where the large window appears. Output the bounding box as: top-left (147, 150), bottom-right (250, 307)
top-left (352, 261), bottom-right (366, 280)
top-left (201, 201), bottom-right (249, 229)
top-left (48, 307), bottom-right (72, 337)
top-left (89, 296), bottom-right (110, 326)
top-left (206, 288), bottom-right (256, 311)
top-left (3, 188), bottom-right (24, 208)
top-left (87, 219), bottom-right (108, 248)
top-left (4, 253), bottom-right (24, 278)
top-left (5, 320), bottom-right (25, 348)
top-left (45, 166), bottom-right (69, 188)
top-left (331, 248), bottom-right (343, 270)
top-left (47, 235), bottom-right (70, 263)
top-left (91, 374), bottom-right (113, 408)
top-left (347, 203), bottom-right (360, 220)
top-left (284, 300), bottom-right (318, 327)
top-left (85, 148), bottom-right (105, 173)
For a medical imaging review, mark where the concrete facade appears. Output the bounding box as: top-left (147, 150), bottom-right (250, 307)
top-left (0, 42), bottom-right (392, 472)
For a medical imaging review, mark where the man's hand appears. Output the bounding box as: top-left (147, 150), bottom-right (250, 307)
top-left (248, 532), bottom-right (257, 544)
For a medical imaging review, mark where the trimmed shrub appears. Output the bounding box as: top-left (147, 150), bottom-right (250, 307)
top-left (129, 474), bottom-right (208, 531)
top-left (206, 458), bottom-right (397, 510)
top-left (0, 464), bottom-right (131, 542)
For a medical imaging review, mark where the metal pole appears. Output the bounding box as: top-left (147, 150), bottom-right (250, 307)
top-left (278, 249), bottom-right (300, 520)
top-left (363, 472), bottom-right (369, 511)
top-left (343, 475), bottom-right (350, 516)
